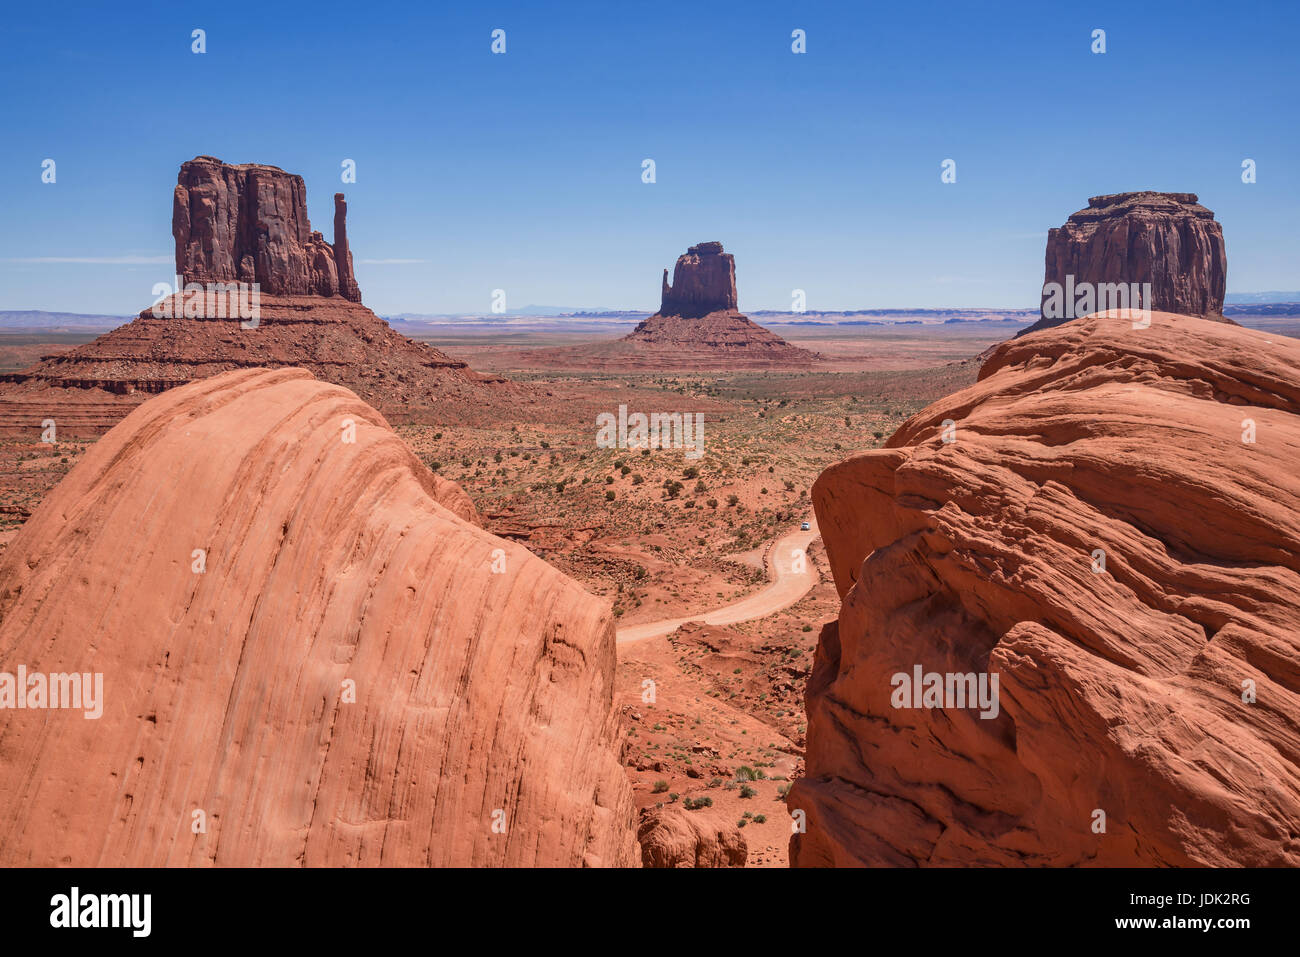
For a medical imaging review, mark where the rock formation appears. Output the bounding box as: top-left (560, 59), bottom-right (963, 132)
top-left (793, 310), bottom-right (1300, 867)
top-left (1, 157), bottom-right (517, 437)
top-left (637, 806), bottom-right (747, 867)
top-left (659, 241), bottom-right (738, 317)
top-left (0, 368), bottom-right (638, 867)
top-left (1020, 192), bottom-right (1227, 336)
top-left (521, 242), bottom-right (818, 370)
top-left (173, 156), bottom-right (361, 301)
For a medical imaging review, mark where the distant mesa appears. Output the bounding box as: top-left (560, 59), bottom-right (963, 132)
top-left (657, 241), bottom-right (737, 317)
top-left (1, 157), bottom-right (516, 437)
top-left (1019, 191), bottom-right (1228, 336)
top-left (523, 241), bottom-right (818, 370)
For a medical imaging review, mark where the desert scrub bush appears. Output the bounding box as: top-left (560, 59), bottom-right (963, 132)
top-left (740, 785), bottom-right (757, 799)
top-left (735, 766), bottom-right (759, 781)
top-left (683, 796), bottom-right (713, 811)
top-left (652, 780), bottom-right (668, 793)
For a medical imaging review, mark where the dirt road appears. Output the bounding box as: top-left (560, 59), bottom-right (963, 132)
top-left (615, 517), bottom-right (821, 645)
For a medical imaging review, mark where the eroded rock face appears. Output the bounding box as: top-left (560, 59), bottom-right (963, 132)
top-left (173, 156), bottom-right (361, 301)
top-left (1022, 192), bottom-right (1226, 336)
top-left (792, 312), bottom-right (1300, 867)
top-left (0, 368), bottom-right (638, 867)
top-left (637, 806), bottom-right (747, 867)
top-left (660, 241), bottom-right (738, 317)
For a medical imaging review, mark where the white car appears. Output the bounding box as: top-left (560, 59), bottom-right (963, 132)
top-left (800, 521), bottom-right (811, 531)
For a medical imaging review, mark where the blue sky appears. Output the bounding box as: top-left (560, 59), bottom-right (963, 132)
top-left (2, 0), bottom-right (1297, 315)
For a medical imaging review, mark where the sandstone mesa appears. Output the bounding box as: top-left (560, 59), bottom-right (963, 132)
top-left (1021, 191), bottom-right (1228, 336)
top-left (520, 241), bottom-right (818, 370)
top-left (0, 157), bottom-right (516, 439)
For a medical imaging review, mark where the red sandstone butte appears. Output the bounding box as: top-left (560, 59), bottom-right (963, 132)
top-left (658, 240), bottom-right (738, 318)
top-left (174, 156), bottom-right (361, 301)
top-left (0, 157), bottom-right (517, 438)
top-left (0, 368), bottom-right (637, 867)
top-left (522, 242), bottom-right (818, 370)
top-left (1021, 191), bottom-right (1228, 336)
top-left (792, 311), bottom-right (1300, 866)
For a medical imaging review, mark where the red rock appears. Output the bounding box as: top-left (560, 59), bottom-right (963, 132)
top-left (660, 241), bottom-right (737, 318)
top-left (792, 311), bottom-right (1300, 867)
top-left (637, 806), bottom-right (747, 867)
top-left (174, 156), bottom-right (361, 301)
top-left (332, 193), bottom-right (360, 302)
top-left (0, 159), bottom-right (519, 437)
top-left (521, 242), bottom-right (817, 370)
top-left (0, 367), bottom-right (638, 867)
top-left (1022, 192), bottom-right (1227, 336)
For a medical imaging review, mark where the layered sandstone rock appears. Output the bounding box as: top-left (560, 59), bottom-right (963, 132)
top-left (0, 368), bottom-right (638, 867)
top-left (1, 158), bottom-right (518, 435)
top-left (792, 311), bottom-right (1300, 866)
top-left (660, 241), bottom-right (738, 318)
top-left (1021, 192), bottom-right (1227, 336)
top-left (637, 806), bottom-right (747, 867)
top-left (174, 156), bottom-right (361, 301)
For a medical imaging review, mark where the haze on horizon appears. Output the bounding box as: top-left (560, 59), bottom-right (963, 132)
top-left (1, 0), bottom-right (1297, 316)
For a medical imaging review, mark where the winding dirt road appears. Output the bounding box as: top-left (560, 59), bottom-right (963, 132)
top-left (615, 517), bottom-right (821, 645)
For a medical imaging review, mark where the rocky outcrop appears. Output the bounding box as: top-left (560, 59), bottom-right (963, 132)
top-left (660, 241), bottom-right (738, 318)
top-left (637, 806), bottom-right (747, 867)
top-left (792, 311), bottom-right (1300, 867)
top-left (1, 158), bottom-right (520, 435)
top-left (0, 368), bottom-right (638, 867)
top-left (174, 156), bottom-right (361, 301)
top-left (333, 193), bottom-right (360, 302)
top-left (1021, 192), bottom-right (1227, 336)
top-left (522, 242), bottom-right (816, 370)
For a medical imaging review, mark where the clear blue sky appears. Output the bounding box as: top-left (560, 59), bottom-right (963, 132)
top-left (2, 0), bottom-right (1297, 315)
